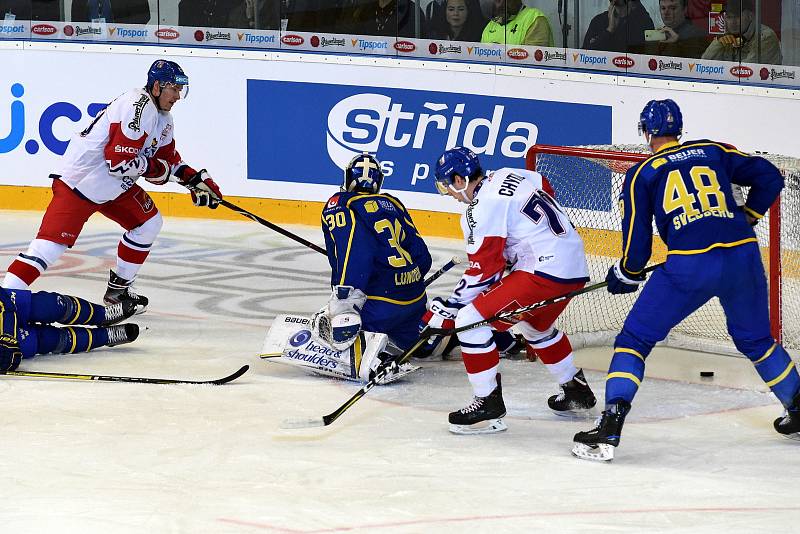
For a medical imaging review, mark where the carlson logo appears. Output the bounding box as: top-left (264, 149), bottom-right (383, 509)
top-left (281, 34), bottom-right (303, 46)
top-left (613, 56), bottom-right (634, 68)
top-left (155, 28), bottom-right (179, 40)
top-left (394, 40), bottom-right (415, 52)
top-left (507, 48), bottom-right (528, 60)
top-left (730, 66), bottom-right (753, 78)
top-left (32, 24), bottom-right (57, 36)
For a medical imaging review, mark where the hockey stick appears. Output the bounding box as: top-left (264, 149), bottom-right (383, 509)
top-left (424, 256), bottom-right (463, 287)
top-left (281, 263), bottom-right (663, 429)
top-left (220, 199), bottom-right (327, 255)
top-left (2, 364), bottom-right (249, 385)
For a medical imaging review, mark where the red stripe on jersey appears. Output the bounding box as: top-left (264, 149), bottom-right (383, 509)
top-left (529, 334), bottom-right (572, 364)
top-left (104, 122), bottom-right (146, 168)
top-left (7, 260), bottom-right (42, 286)
top-left (465, 235), bottom-right (506, 280)
top-left (117, 242), bottom-right (150, 264)
top-left (462, 349), bottom-right (500, 374)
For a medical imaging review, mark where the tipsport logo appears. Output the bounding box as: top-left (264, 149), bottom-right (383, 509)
top-left (325, 93), bottom-right (538, 185)
top-left (0, 83), bottom-right (106, 155)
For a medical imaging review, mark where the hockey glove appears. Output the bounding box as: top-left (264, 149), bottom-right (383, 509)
top-left (142, 158), bottom-right (170, 185)
top-left (606, 261), bottom-right (646, 295)
top-left (312, 286), bottom-right (367, 351)
top-left (185, 169), bottom-right (222, 209)
top-left (0, 334), bottom-right (22, 372)
top-left (417, 297), bottom-right (462, 358)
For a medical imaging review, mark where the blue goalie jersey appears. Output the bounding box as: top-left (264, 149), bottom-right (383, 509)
top-left (619, 139), bottom-right (784, 273)
top-left (321, 191), bottom-right (432, 348)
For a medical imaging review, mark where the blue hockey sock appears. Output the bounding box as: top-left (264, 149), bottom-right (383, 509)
top-left (604, 348), bottom-right (647, 405)
top-left (749, 343), bottom-right (800, 408)
top-left (37, 325), bottom-right (110, 355)
top-left (30, 292), bottom-right (105, 326)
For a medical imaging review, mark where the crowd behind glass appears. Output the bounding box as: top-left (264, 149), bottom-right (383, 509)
top-left (2, 0), bottom-right (797, 66)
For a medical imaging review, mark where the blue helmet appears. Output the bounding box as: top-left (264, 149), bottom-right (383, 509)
top-left (344, 153), bottom-right (384, 193)
top-left (434, 146), bottom-right (482, 195)
top-left (639, 99), bottom-right (683, 137)
top-left (146, 60), bottom-right (189, 94)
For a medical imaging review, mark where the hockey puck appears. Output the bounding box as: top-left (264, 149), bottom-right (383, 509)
top-left (700, 371), bottom-right (714, 378)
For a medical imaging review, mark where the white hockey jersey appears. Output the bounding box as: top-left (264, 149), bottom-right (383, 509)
top-left (451, 167), bottom-right (589, 305)
top-left (58, 88), bottom-right (190, 204)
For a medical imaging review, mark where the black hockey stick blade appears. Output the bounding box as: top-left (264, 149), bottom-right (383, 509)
top-left (219, 199), bottom-right (327, 255)
top-left (2, 364), bottom-right (249, 385)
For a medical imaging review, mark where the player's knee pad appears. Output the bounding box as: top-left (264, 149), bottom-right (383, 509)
top-left (126, 212), bottom-right (163, 245)
top-left (25, 239), bottom-right (68, 270)
top-left (455, 305), bottom-right (494, 351)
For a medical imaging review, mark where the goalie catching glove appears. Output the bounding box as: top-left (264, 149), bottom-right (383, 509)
top-left (606, 261), bottom-right (647, 295)
top-left (312, 286), bottom-right (367, 351)
top-left (183, 169), bottom-right (223, 209)
top-left (0, 334), bottom-right (22, 372)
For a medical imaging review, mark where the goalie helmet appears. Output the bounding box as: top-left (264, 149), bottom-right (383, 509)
top-left (434, 147), bottom-right (482, 195)
top-left (344, 153), bottom-right (384, 194)
top-left (146, 60), bottom-right (189, 98)
top-left (638, 99), bottom-right (682, 137)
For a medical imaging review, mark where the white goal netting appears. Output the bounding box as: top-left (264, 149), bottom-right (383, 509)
top-left (527, 144), bottom-right (800, 356)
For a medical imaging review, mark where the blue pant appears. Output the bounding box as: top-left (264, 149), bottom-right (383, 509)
top-left (362, 298), bottom-right (427, 351)
top-left (607, 243), bottom-right (799, 408)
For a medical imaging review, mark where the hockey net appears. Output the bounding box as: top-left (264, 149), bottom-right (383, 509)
top-left (526, 144), bottom-right (800, 356)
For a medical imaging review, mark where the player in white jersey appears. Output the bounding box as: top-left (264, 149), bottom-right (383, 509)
top-left (421, 147), bottom-right (597, 434)
top-left (2, 60), bottom-right (222, 313)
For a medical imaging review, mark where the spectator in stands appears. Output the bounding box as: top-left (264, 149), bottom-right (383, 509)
top-left (582, 0), bottom-right (654, 53)
top-left (285, 0), bottom-right (345, 32)
top-left (71, 0), bottom-right (150, 24)
top-left (339, 0), bottom-right (427, 38)
top-left (179, 0), bottom-right (279, 29)
top-left (645, 0), bottom-right (707, 59)
top-left (481, 0), bottom-right (553, 46)
top-left (701, 0), bottom-right (781, 65)
top-left (428, 0), bottom-right (487, 42)
top-left (1, 0), bottom-right (59, 20)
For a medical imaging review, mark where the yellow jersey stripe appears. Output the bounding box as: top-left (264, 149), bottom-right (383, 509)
top-left (667, 238), bottom-right (757, 256)
top-left (339, 209), bottom-right (357, 286)
top-left (754, 343), bottom-right (777, 365)
top-left (766, 361), bottom-right (797, 388)
top-left (366, 291), bottom-right (426, 306)
top-left (744, 206), bottom-right (764, 219)
top-left (615, 347), bottom-right (645, 361)
top-left (607, 371), bottom-right (642, 386)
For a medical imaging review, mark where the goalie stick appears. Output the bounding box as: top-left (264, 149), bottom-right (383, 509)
top-left (2, 364), bottom-right (249, 385)
top-left (281, 263), bottom-right (663, 429)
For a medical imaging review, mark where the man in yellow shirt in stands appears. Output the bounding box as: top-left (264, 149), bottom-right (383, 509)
top-left (481, 0), bottom-right (554, 46)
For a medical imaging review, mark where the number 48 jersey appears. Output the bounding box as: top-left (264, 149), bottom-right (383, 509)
top-left (452, 168), bottom-right (589, 306)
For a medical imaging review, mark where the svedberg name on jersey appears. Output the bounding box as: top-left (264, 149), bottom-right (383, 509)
top-left (325, 93), bottom-right (538, 176)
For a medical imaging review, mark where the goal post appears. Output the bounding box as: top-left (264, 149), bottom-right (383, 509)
top-left (525, 143), bottom-right (799, 356)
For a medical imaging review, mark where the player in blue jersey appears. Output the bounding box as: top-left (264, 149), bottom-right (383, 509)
top-left (0, 287), bottom-right (140, 372)
top-left (264, 153), bottom-right (433, 384)
top-left (572, 99), bottom-right (800, 461)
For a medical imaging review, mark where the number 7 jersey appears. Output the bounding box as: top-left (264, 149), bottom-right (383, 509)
top-left (452, 168), bottom-right (589, 306)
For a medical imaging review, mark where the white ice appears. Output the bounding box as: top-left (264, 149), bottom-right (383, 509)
top-left (1, 209), bottom-right (798, 534)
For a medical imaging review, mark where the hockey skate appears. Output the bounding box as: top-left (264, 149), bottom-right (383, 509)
top-left (572, 400), bottom-right (631, 462)
top-left (100, 300), bottom-right (139, 327)
top-left (498, 333), bottom-right (528, 360)
top-left (105, 324), bottom-right (140, 347)
top-left (774, 392), bottom-right (800, 441)
top-left (548, 369), bottom-right (597, 418)
top-left (104, 270), bottom-right (149, 314)
top-left (449, 374), bottom-right (507, 434)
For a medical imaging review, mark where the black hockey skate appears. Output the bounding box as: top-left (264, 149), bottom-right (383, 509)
top-left (104, 270), bottom-right (148, 314)
top-left (572, 400), bottom-right (631, 462)
top-left (106, 324), bottom-right (140, 347)
top-left (774, 392), bottom-right (800, 441)
top-left (449, 374), bottom-right (507, 434)
top-left (100, 299), bottom-right (139, 327)
top-left (498, 333), bottom-right (528, 360)
top-left (548, 369), bottom-right (597, 417)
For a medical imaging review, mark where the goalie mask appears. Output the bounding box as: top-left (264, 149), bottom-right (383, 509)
top-left (344, 153), bottom-right (384, 194)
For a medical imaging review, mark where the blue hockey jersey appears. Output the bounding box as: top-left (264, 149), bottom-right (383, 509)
top-left (0, 287), bottom-right (20, 352)
top-left (619, 139), bottom-right (784, 274)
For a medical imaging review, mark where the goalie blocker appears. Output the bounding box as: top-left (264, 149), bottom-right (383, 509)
top-left (260, 314), bottom-right (419, 385)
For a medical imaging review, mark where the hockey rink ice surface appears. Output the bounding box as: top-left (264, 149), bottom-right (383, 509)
top-left (1, 209), bottom-right (798, 534)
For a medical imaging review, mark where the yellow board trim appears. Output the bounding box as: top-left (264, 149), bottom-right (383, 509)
top-left (615, 347), bottom-right (645, 361)
top-left (766, 361), bottom-right (798, 388)
top-left (606, 371), bottom-right (642, 386)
